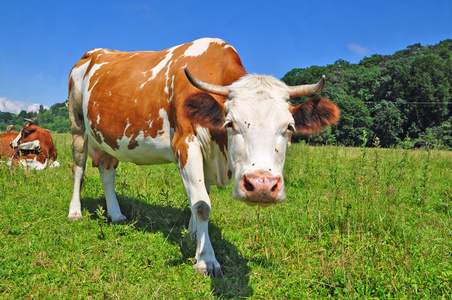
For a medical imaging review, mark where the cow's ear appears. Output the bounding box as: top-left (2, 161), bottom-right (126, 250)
top-left (23, 127), bottom-right (36, 135)
top-left (183, 93), bottom-right (225, 129)
top-left (291, 96), bottom-right (340, 134)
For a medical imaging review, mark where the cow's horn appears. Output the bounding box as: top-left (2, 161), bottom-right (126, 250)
top-left (288, 75), bottom-right (326, 97)
top-left (23, 118), bottom-right (35, 126)
top-left (184, 68), bottom-right (230, 97)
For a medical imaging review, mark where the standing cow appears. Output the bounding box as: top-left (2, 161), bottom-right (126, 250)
top-left (68, 38), bottom-right (339, 277)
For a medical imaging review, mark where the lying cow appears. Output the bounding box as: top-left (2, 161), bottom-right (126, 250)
top-left (7, 125), bottom-right (16, 132)
top-left (5, 120), bottom-right (59, 169)
top-left (68, 38), bottom-right (340, 277)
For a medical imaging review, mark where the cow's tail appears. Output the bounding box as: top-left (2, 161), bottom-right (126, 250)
top-left (68, 74), bottom-right (88, 175)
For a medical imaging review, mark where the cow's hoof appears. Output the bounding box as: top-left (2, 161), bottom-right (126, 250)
top-left (67, 212), bottom-right (82, 221)
top-left (194, 262), bottom-right (224, 278)
top-left (110, 214), bottom-right (127, 223)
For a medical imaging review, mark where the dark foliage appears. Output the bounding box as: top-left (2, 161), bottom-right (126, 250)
top-left (282, 39), bottom-right (452, 148)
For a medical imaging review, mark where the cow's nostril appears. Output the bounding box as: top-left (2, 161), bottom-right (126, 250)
top-left (244, 178), bottom-right (254, 192)
top-left (271, 183), bottom-right (278, 192)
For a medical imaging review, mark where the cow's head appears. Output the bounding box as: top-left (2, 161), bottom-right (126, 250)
top-left (184, 68), bottom-right (339, 207)
top-left (10, 120), bottom-right (41, 153)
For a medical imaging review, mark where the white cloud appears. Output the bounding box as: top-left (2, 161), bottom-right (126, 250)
top-left (0, 97), bottom-right (47, 114)
top-left (347, 43), bottom-right (370, 56)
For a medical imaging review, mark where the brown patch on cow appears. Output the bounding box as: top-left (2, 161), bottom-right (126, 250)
top-left (291, 96), bottom-right (340, 134)
top-left (183, 93), bottom-right (225, 129)
top-left (209, 128), bottom-right (228, 159)
top-left (128, 139), bottom-right (139, 150)
top-left (0, 133), bottom-right (19, 158)
top-left (172, 132), bottom-right (195, 169)
top-left (193, 201), bottom-right (210, 221)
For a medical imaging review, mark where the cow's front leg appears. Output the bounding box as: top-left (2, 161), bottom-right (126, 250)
top-left (178, 144), bottom-right (223, 278)
top-left (98, 160), bottom-right (127, 223)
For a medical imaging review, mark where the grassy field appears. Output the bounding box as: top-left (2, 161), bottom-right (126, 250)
top-left (1, 133), bottom-right (451, 299)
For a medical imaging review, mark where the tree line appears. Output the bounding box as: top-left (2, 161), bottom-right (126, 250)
top-left (282, 39), bottom-right (452, 149)
top-left (1, 39), bottom-right (451, 149)
top-left (0, 101), bottom-right (70, 133)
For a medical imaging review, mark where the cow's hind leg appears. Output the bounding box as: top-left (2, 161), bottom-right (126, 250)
top-left (68, 86), bottom-right (88, 220)
top-left (98, 160), bottom-right (127, 223)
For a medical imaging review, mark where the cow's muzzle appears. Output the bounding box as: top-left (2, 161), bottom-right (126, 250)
top-left (240, 171), bottom-right (283, 206)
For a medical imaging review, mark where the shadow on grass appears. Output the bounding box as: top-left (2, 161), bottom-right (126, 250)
top-left (81, 195), bottom-right (253, 299)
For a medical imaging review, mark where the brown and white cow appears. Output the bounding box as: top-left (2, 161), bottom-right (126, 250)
top-left (68, 38), bottom-right (339, 277)
top-left (0, 132), bottom-right (19, 158)
top-left (8, 120), bottom-right (59, 169)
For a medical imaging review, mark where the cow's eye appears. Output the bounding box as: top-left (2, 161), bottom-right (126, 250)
top-left (287, 124), bottom-right (296, 133)
top-left (224, 121), bottom-right (235, 130)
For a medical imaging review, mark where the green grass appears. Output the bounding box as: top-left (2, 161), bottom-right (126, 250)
top-left (1, 133), bottom-right (451, 299)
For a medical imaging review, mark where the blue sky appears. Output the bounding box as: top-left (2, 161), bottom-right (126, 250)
top-left (0, 0), bottom-right (451, 114)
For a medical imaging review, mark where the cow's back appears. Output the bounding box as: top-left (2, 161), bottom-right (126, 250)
top-left (69, 38), bottom-right (246, 165)
top-left (0, 133), bottom-right (18, 158)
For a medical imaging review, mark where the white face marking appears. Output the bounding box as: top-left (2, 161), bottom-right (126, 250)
top-left (18, 140), bottom-right (40, 151)
top-left (224, 75), bottom-right (294, 203)
top-left (10, 133), bottom-right (21, 148)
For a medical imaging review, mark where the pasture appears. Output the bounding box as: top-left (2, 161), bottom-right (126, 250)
top-left (1, 133), bottom-right (451, 299)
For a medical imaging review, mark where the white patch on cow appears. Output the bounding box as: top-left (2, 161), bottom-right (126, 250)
top-left (168, 75), bottom-right (174, 103)
top-left (21, 158), bottom-right (47, 170)
top-left (50, 161), bottom-right (60, 168)
top-left (74, 61), bottom-right (109, 140)
top-left (129, 53), bottom-right (139, 59)
top-left (157, 108), bottom-right (169, 136)
top-left (86, 48), bottom-right (103, 56)
top-left (18, 140), bottom-right (40, 151)
top-left (87, 62), bottom-right (109, 93)
top-left (12, 157), bottom-right (58, 170)
top-left (116, 121), bottom-right (133, 152)
top-left (164, 61), bottom-right (173, 95)
top-left (99, 108), bottom-right (174, 164)
top-left (69, 60), bottom-right (109, 129)
top-left (10, 133), bottom-right (21, 148)
top-left (183, 38), bottom-right (224, 57)
top-left (96, 114), bottom-right (100, 125)
top-left (140, 46), bottom-right (179, 89)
